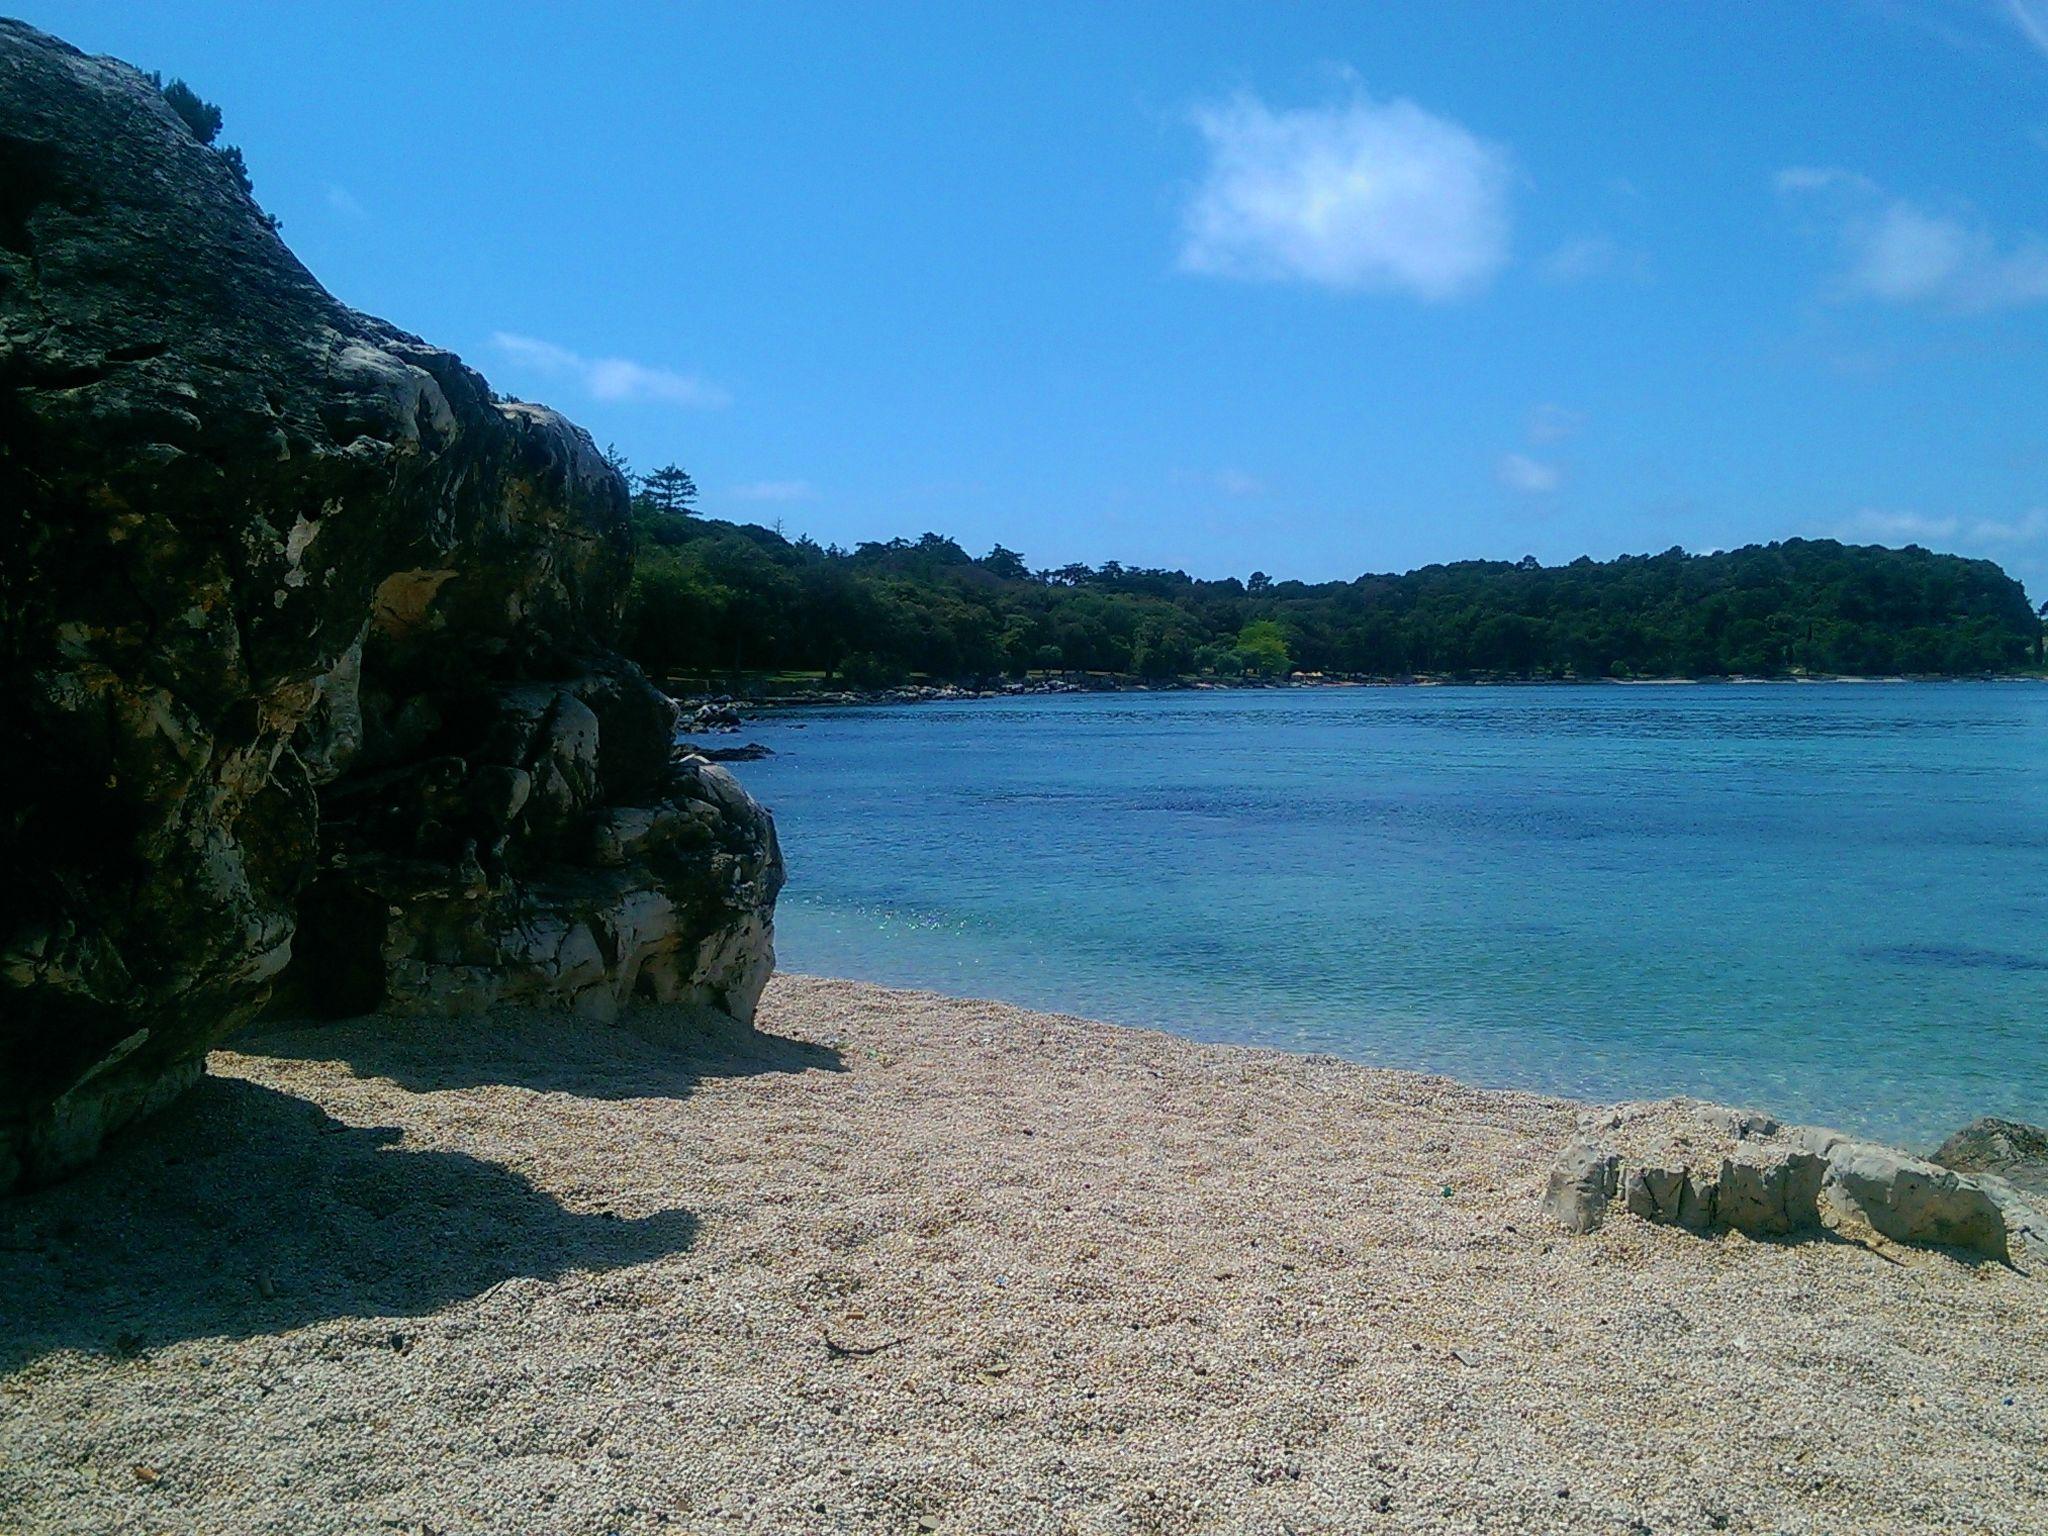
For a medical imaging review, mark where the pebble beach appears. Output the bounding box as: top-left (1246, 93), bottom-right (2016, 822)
top-left (2, 974), bottom-right (2043, 1535)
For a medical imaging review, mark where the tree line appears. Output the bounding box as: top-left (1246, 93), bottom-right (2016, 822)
top-left (598, 454), bottom-right (2043, 685)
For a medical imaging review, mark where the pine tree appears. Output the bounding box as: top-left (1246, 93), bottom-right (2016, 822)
top-left (151, 72), bottom-right (278, 230)
top-left (153, 76), bottom-right (223, 144)
top-left (641, 463), bottom-right (698, 516)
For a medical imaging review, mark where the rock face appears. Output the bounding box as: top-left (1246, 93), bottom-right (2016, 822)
top-left (1934, 1116), bottom-right (2048, 1202)
top-left (1545, 1102), bottom-right (2047, 1269)
top-left (0, 22), bottom-right (782, 1190)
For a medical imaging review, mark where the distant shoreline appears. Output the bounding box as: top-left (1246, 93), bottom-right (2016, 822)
top-left (667, 668), bottom-right (2048, 714)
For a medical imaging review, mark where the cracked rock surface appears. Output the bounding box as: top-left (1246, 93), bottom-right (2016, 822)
top-left (1544, 1101), bottom-right (2048, 1268)
top-left (0, 20), bottom-right (781, 1188)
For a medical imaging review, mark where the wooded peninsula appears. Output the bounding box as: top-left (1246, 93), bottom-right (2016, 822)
top-left (623, 504), bottom-right (2045, 687)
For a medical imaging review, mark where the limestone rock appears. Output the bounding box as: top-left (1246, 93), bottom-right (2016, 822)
top-left (1800, 1132), bottom-right (2008, 1257)
top-left (0, 21), bottom-right (782, 1188)
top-left (1541, 1142), bottom-right (1619, 1234)
top-left (1933, 1117), bottom-right (2048, 1201)
top-left (1546, 1100), bottom-right (2044, 1270)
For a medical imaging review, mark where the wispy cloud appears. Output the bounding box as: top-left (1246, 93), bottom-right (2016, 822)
top-left (1539, 236), bottom-right (1616, 283)
top-left (1838, 506), bottom-right (2048, 546)
top-left (1171, 468), bottom-right (1269, 497)
top-left (1777, 168), bottom-right (2048, 312)
top-left (1178, 87), bottom-right (1512, 301)
top-left (1497, 452), bottom-right (1562, 495)
top-left (728, 479), bottom-right (815, 502)
top-left (1537, 234), bottom-right (1650, 285)
top-left (325, 184), bottom-right (366, 220)
top-left (490, 332), bottom-right (730, 408)
top-left (2008, 0), bottom-right (2048, 56)
top-left (1526, 403), bottom-right (1585, 445)
top-left (1969, 507), bottom-right (2048, 543)
top-left (1838, 508), bottom-right (1961, 543)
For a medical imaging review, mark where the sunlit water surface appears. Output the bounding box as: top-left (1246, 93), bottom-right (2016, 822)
top-left (732, 684), bottom-right (2048, 1147)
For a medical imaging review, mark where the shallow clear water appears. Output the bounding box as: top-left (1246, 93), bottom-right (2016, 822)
top-left (734, 684), bottom-right (2048, 1148)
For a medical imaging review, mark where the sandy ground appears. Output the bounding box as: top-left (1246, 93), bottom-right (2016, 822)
top-left (1, 974), bottom-right (2043, 1536)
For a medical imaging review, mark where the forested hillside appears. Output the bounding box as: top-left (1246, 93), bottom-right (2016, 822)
top-left (624, 514), bottom-right (2043, 685)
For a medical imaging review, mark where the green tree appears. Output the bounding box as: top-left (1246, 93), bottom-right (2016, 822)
top-left (640, 463), bottom-right (698, 516)
top-left (1236, 619), bottom-right (1293, 676)
top-left (981, 544), bottom-right (1030, 581)
top-left (616, 519), bottom-right (2037, 688)
top-left (154, 77), bottom-right (223, 144)
top-left (151, 72), bottom-right (277, 229)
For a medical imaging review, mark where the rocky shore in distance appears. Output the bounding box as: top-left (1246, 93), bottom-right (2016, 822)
top-left (664, 669), bottom-right (2046, 724)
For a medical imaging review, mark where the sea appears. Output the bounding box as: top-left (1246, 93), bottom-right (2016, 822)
top-left (731, 683), bottom-right (2048, 1148)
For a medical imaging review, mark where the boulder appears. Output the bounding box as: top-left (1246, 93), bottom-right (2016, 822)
top-left (1795, 1130), bottom-right (2009, 1257)
top-left (1545, 1101), bottom-right (2045, 1269)
top-left (0, 21), bottom-right (783, 1189)
top-left (1541, 1142), bottom-right (1619, 1234)
top-left (1933, 1117), bottom-right (2048, 1202)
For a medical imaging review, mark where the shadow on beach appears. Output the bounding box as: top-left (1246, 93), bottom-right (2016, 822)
top-left (0, 1005), bottom-right (841, 1371)
top-left (237, 1001), bottom-right (845, 1098)
top-left (0, 1075), bottom-right (700, 1372)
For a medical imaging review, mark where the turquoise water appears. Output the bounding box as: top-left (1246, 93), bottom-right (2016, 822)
top-left (735, 684), bottom-right (2048, 1148)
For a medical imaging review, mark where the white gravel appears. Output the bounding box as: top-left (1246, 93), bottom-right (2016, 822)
top-left (1, 974), bottom-right (2042, 1535)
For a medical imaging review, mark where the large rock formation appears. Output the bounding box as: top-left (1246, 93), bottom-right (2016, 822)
top-left (1542, 1101), bottom-right (2047, 1269)
top-left (0, 22), bottom-right (782, 1190)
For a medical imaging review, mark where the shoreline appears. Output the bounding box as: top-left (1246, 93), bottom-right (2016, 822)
top-left (667, 670), bottom-right (2048, 716)
top-left (4, 974), bottom-right (2042, 1534)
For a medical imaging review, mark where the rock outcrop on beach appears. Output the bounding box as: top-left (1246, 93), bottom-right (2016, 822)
top-left (1544, 1102), bottom-right (2048, 1268)
top-left (0, 20), bottom-right (782, 1190)
top-left (1934, 1115), bottom-right (2048, 1201)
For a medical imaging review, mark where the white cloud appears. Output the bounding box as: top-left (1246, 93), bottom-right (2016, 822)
top-left (490, 332), bottom-right (730, 408)
top-left (1497, 453), bottom-right (1562, 494)
top-left (1178, 88), bottom-right (1512, 301)
top-left (1777, 168), bottom-right (2048, 312)
top-left (1539, 236), bottom-right (1611, 282)
top-left (1838, 509), bottom-right (1961, 544)
top-left (1837, 507), bottom-right (2048, 547)
top-left (2009, 0), bottom-right (2048, 56)
top-left (1966, 507), bottom-right (2048, 544)
top-left (1539, 235), bottom-right (1613, 282)
top-left (325, 184), bottom-right (366, 219)
top-left (1525, 403), bottom-right (1585, 445)
top-left (728, 479), bottom-right (815, 502)
top-left (1170, 468), bottom-right (1269, 497)
top-left (1537, 233), bottom-right (1651, 285)
top-left (1775, 166), bottom-right (1870, 196)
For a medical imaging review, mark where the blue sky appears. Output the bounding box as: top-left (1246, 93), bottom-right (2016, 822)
top-left (27, 1), bottom-right (2048, 597)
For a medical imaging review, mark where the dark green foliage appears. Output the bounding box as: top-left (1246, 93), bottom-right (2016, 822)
top-left (153, 76), bottom-right (221, 144)
top-left (639, 463), bottom-right (698, 517)
top-left (151, 71), bottom-right (276, 229)
top-left (623, 522), bottom-right (2039, 684)
top-left (216, 143), bottom-right (256, 199)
